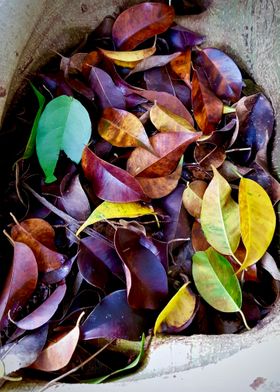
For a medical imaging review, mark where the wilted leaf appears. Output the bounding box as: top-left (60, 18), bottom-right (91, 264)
top-left (169, 50), bottom-right (191, 88)
top-left (11, 284), bottom-right (66, 330)
top-left (191, 221), bottom-right (210, 251)
top-left (82, 50), bottom-right (102, 78)
top-left (127, 131), bottom-right (200, 178)
top-left (22, 83), bottom-right (46, 160)
top-left (30, 313), bottom-right (83, 371)
top-left (192, 68), bottom-right (223, 134)
top-left (0, 242), bottom-right (38, 330)
top-left (81, 290), bottom-right (147, 341)
top-left (150, 103), bottom-right (195, 133)
top-left (99, 45), bottom-right (156, 68)
top-left (60, 52), bottom-right (88, 76)
top-left (194, 48), bottom-right (243, 102)
top-left (183, 180), bottom-right (208, 218)
top-left (164, 24), bottom-right (205, 51)
top-left (82, 146), bottom-right (148, 202)
top-left (200, 166), bottom-right (240, 258)
top-left (238, 178), bottom-right (276, 272)
top-left (36, 95), bottom-right (91, 183)
top-left (115, 228), bottom-right (168, 309)
top-left (154, 282), bottom-right (196, 334)
top-left (77, 200), bottom-right (155, 236)
top-left (127, 52), bottom-right (181, 77)
top-left (194, 142), bottom-right (226, 170)
top-left (89, 66), bottom-right (126, 110)
top-left (112, 2), bottom-right (174, 50)
top-left (98, 107), bottom-right (153, 151)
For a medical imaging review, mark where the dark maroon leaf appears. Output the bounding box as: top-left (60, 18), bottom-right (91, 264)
top-left (194, 142), bottom-right (226, 170)
top-left (38, 72), bottom-right (73, 97)
top-left (12, 284), bottom-right (66, 330)
top-left (172, 0), bottom-right (211, 15)
top-left (82, 146), bottom-right (149, 202)
top-left (41, 255), bottom-right (76, 284)
top-left (0, 325), bottom-right (48, 376)
top-left (125, 93), bottom-right (148, 108)
top-left (66, 78), bottom-right (95, 101)
top-left (89, 66), bottom-right (125, 110)
top-left (115, 228), bottom-right (168, 309)
top-left (164, 24), bottom-right (205, 51)
top-left (80, 290), bottom-right (148, 341)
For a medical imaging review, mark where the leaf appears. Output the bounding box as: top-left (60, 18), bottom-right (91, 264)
top-left (11, 219), bottom-right (66, 273)
top-left (164, 24), bottom-right (205, 51)
top-left (154, 282), bottom-right (196, 335)
top-left (88, 66), bottom-right (126, 110)
top-left (194, 48), bottom-right (243, 102)
top-left (11, 284), bottom-right (66, 330)
top-left (112, 2), bottom-right (175, 50)
top-left (194, 142), bottom-right (226, 170)
top-left (99, 45), bottom-right (156, 68)
top-left (260, 252), bottom-right (280, 281)
top-left (42, 255), bottom-right (76, 285)
top-left (150, 103), bottom-right (195, 133)
top-left (98, 107), bottom-right (153, 151)
top-left (238, 177), bottom-right (276, 272)
top-left (136, 157), bottom-right (183, 199)
top-left (169, 50), bottom-right (192, 88)
top-left (60, 52), bottom-right (87, 76)
top-left (30, 313), bottom-right (83, 371)
top-left (88, 334), bottom-right (145, 384)
top-left (36, 95), bottom-right (91, 183)
top-left (0, 325), bottom-right (48, 377)
top-left (22, 83), bottom-right (46, 160)
top-left (191, 221), bottom-right (210, 251)
top-left (81, 146), bottom-right (149, 202)
top-left (114, 228), bottom-right (168, 309)
top-left (192, 68), bottom-right (223, 134)
top-left (200, 166), bottom-right (240, 257)
top-left (82, 50), bottom-right (102, 78)
top-left (127, 52), bottom-right (181, 77)
top-left (192, 247), bottom-right (242, 313)
top-left (77, 200), bottom-right (155, 235)
top-left (80, 290), bottom-right (147, 341)
top-left (0, 242), bottom-right (38, 330)
top-left (38, 72), bottom-right (73, 97)
top-left (182, 180), bottom-right (208, 218)
top-left (127, 131), bottom-right (200, 178)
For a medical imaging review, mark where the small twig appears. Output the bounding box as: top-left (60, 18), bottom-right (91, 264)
top-left (3, 230), bottom-right (15, 246)
top-left (226, 147), bottom-right (251, 153)
top-left (38, 339), bottom-right (116, 392)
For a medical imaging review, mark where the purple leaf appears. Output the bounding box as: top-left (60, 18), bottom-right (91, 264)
top-left (38, 72), bottom-right (73, 97)
top-left (41, 255), bottom-right (76, 285)
top-left (114, 228), bottom-right (168, 309)
top-left (80, 290), bottom-right (148, 341)
top-left (164, 24), bottom-right (205, 52)
top-left (127, 52), bottom-right (182, 77)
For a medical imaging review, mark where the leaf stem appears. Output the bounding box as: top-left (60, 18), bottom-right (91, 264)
top-left (239, 309), bottom-right (251, 331)
top-left (2, 230), bottom-right (15, 246)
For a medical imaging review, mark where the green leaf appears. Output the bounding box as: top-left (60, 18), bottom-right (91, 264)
top-left (87, 334), bottom-right (145, 384)
top-left (223, 105), bottom-right (236, 114)
top-left (36, 95), bottom-right (91, 183)
top-left (200, 166), bottom-right (240, 259)
top-left (192, 247), bottom-right (241, 312)
top-left (154, 282), bottom-right (196, 335)
top-left (238, 177), bottom-right (276, 273)
top-left (23, 83), bottom-right (46, 160)
top-left (76, 201), bottom-right (156, 236)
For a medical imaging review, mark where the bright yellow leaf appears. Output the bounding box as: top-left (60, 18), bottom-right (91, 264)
top-left (150, 103), bottom-right (196, 133)
top-left (98, 45), bottom-right (156, 69)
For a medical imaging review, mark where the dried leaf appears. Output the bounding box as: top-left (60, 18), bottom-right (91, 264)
top-left (260, 253), bottom-right (280, 281)
top-left (169, 50), bottom-right (192, 88)
top-left (150, 103), bottom-right (195, 133)
top-left (183, 180), bottom-right (208, 218)
top-left (127, 52), bottom-right (181, 77)
top-left (99, 45), bottom-right (156, 68)
top-left (191, 221), bottom-right (210, 251)
top-left (164, 24), bottom-right (205, 51)
top-left (194, 142), bottom-right (226, 170)
top-left (82, 51), bottom-right (102, 78)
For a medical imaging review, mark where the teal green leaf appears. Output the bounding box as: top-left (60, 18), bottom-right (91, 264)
top-left (87, 334), bottom-right (145, 384)
top-left (23, 83), bottom-right (46, 160)
top-left (36, 95), bottom-right (91, 183)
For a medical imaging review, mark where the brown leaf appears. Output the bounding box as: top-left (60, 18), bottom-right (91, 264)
top-left (169, 49), bottom-right (192, 88)
top-left (191, 221), bottom-right (210, 251)
top-left (194, 142), bottom-right (226, 170)
top-left (82, 50), bottom-right (102, 78)
top-left (127, 52), bottom-right (182, 77)
top-left (60, 53), bottom-right (88, 77)
top-left (112, 2), bottom-right (175, 50)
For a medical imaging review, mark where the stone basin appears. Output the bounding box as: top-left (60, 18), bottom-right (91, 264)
top-left (0, 1), bottom-right (280, 391)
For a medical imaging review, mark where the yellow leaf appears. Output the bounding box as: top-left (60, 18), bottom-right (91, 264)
top-left (76, 201), bottom-right (156, 236)
top-left (154, 282), bottom-right (196, 335)
top-left (98, 45), bottom-right (156, 69)
top-left (150, 103), bottom-right (196, 133)
top-left (237, 178), bottom-right (276, 272)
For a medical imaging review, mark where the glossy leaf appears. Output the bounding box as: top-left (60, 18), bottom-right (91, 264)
top-left (23, 83), bottom-right (46, 160)
top-left (99, 45), bottom-right (156, 68)
top-left (89, 66), bottom-right (126, 110)
top-left (115, 228), bottom-right (168, 309)
top-left (238, 178), bottom-right (276, 272)
top-left (81, 290), bottom-right (147, 341)
top-left (164, 24), bottom-right (205, 51)
top-left (82, 146), bottom-right (148, 202)
top-left (41, 255), bottom-right (76, 285)
top-left (127, 52), bottom-right (181, 77)
top-left (112, 2), bottom-right (175, 50)
top-left (183, 180), bottom-right (208, 218)
top-left (127, 131), bottom-right (201, 178)
top-left (192, 247), bottom-right (242, 313)
top-left (194, 48), bottom-right (243, 102)
top-left (150, 103), bottom-right (195, 133)
top-left (98, 107), bottom-right (153, 151)
top-left (192, 68), bottom-right (223, 134)
top-left (169, 50), bottom-right (191, 88)
top-left (200, 166), bottom-right (240, 257)
top-left (36, 95), bottom-right (91, 183)
top-left (77, 200), bottom-right (155, 236)
top-left (194, 142), bottom-right (226, 170)
top-left (11, 284), bottom-right (66, 330)
top-left (30, 313), bottom-right (83, 371)
top-left (0, 242), bottom-right (38, 330)
top-left (154, 282), bottom-right (196, 334)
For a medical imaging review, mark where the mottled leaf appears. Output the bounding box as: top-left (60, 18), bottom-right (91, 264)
top-left (150, 103), bottom-right (195, 132)
top-left (191, 221), bottom-right (210, 251)
top-left (183, 180), bottom-right (208, 218)
top-left (194, 142), bottom-right (226, 170)
top-left (169, 49), bottom-right (191, 88)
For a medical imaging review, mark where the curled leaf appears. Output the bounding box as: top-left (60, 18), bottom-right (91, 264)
top-left (182, 180), bottom-right (208, 218)
top-left (99, 45), bottom-right (156, 68)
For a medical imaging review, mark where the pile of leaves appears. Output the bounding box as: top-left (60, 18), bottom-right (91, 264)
top-left (0, 0), bottom-right (280, 387)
